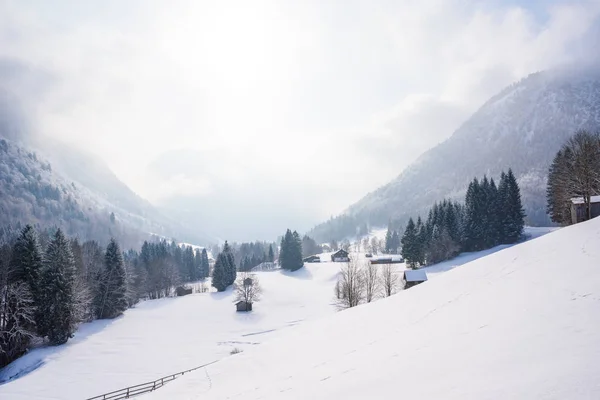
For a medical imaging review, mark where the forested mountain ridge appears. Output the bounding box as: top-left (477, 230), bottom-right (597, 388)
top-left (310, 67), bottom-right (600, 242)
top-left (0, 135), bottom-right (209, 248)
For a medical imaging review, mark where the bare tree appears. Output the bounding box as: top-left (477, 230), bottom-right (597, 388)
top-left (335, 258), bottom-right (365, 309)
top-left (380, 264), bottom-right (398, 297)
top-left (371, 237), bottom-right (380, 255)
top-left (234, 273), bottom-right (262, 304)
top-left (362, 237), bottom-right (371, 254)
top-left (566, 131), bottom-right (600, 220)
top-left (548, 130), bottom-right (600, 223)
top-left (0, 281), bottom-right (35, 368)
top-left (364, 262), bottom-right (379, 303)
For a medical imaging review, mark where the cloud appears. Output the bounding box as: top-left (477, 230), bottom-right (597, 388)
top-left (0, 0), bottom-right (599, 240)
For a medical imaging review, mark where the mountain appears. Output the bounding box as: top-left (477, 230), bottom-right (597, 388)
top-left (0, 134), bottom-right (212, 248)
top-left (310, 67), bottom-right (600, 242)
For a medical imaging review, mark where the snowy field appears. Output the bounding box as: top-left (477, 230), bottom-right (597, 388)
top-left (145, 219), bottom-right (600, 399)
top-left (0, 226), bottom-right (557, 399)
top-left (0, 264), bottom-right (340, 400)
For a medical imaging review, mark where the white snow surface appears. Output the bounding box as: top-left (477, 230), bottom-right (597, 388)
top-left (142, 220), bottom-right (600, 400)
top-left (0, 266), bottom-right (340, 399)
top-left (0, 225), bottom-right (561, 399)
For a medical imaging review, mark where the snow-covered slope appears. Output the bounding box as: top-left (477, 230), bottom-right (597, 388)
top-left (147, 218), bottom-right (600, 399)
top-left (0, 263), bottom-right (341, 399)
top-left (311, 67), bottom-right (600, 241)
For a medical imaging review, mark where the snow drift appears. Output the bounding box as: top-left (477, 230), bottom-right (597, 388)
top-left (148, 218), bottom-right (600, 399)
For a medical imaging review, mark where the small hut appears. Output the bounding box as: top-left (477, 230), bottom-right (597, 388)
top-left (176, 286), bottom-right (193, 296)
top-left (303, 255), bottom-right (321, 263)
top-left (331, 249), bottom-right (350, 262)
top-left (236, 301), bottom-right (252, 312)
top-left (403, 269), bottom-right (428, 289)
top-left (570, 196), bottom-right (600, 224)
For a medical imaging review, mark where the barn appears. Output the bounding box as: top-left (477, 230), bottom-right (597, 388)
top-left (331, 249), bottom-right (350, 262)
top-left (403, 269), bottom-right (428, 289)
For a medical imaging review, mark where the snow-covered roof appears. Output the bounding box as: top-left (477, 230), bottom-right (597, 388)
top-left (404, 269), bottom-right (428, 282)
top-left (571, 195), bottom-right (600, 205)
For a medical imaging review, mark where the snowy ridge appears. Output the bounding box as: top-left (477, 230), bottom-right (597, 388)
top-left (311, 67), bottom-right (600, 241)
top-left (146, 218), bottom-right (600, 399)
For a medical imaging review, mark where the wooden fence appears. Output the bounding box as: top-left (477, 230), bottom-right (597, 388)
top-left (85, 360), bottom-right (219, 400)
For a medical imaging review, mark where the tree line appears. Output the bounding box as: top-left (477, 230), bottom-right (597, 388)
top-left (547, 130), bottom-right (600, 225)
top-left (401, 169), bottom-right (525, 268)
top-left (1, 225), bottom-right (216, 368)
top-left (0, 226), bottom-right (129, 368)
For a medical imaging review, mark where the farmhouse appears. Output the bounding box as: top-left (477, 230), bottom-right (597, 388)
top-left (403, 269), bottom-right (428, 289)
top-left (570, 196), bottom-right (600, 224)
top-left (331, 249), bottom-right (350, 262)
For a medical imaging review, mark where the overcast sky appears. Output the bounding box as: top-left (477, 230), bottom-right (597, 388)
top-left (1, 0), bottom-right (599, 240)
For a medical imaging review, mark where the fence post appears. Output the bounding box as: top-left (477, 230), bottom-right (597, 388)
top-left (126, 387), bottom-right (130, 398)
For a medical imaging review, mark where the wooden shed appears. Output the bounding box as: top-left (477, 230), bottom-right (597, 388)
top-left (236, 301), bottom-right (252, 312)
top-left (403, 269), bottom-right (428, 289)
top-left (303, 255), bottom-right (321, 263)
top-left (176, 286), bottom-right (193, 296)
top-left (570, 195), bottom-right (600, 224)
top-left (331, 249), bottom-right (350, 262)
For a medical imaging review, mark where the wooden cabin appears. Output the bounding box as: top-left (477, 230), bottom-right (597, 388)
top-left (331, 249), bottom-right (350, 262)
top-left (303, 255), bottom-right (321, 263)
top-left (403, 269), bottom-right (428, 289)
top-left (570, 196), bottom-right (600, 224)
top-left (176, 286), bottom-right (193, 296)
top-left (236, 301), bottom-right (252, 312)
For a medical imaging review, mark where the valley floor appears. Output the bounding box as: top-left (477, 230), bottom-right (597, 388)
top-left (0, 227), bottom-right (557, 399)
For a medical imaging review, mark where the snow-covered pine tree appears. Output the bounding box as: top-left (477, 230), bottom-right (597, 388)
top-left (95, 239), bottom-right (128, 319)
top-left (9, 225), bottom-right (44, 333)
top-left (39, 229), bottom-right (77, 345)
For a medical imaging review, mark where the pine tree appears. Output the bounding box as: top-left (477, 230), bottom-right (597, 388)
top-left (9, 225), bottom-right (44, 333)
top-left (222, 241), bottom-right (236, 286)
top-left (211, 252), bottom-right (229, 292)
top-left (546, 149), bottom-right (573, 224)
top-left (415, 216), bottom-right (426, 265)
top-left (401, 218), bottom-right (418, 268)
top-left (39, 229), bottom-right (77, 345)
top-left (268, 244), bottom-right (274, 263)
top-left (95, 239), bottom-right (128, 319)
top-left (503, 169), bottom-right (526, 243)
top-left (384, 226), bottom-right (393, 254)
top-left (390, 230), bottom-right (400, 254)
top-left (194, 248), bottom-right (202, 280)
top-left (290, 231), bottom-right (304, 271)
top-left (200, 248), bottom-right (210, 279)
top-left (463, 179), bottom-right (485, 251)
